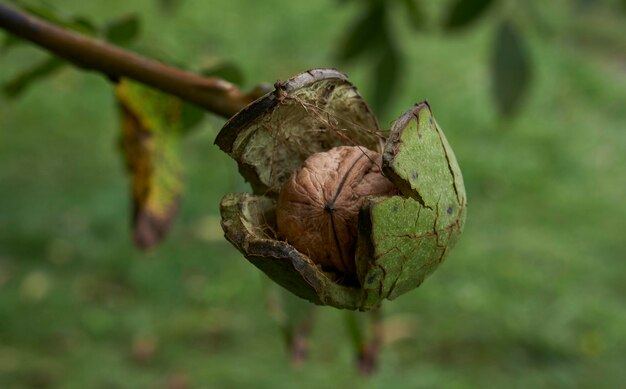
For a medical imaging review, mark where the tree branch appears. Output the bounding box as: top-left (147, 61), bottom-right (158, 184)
top-left (0, 3), bottom-right (265, 118)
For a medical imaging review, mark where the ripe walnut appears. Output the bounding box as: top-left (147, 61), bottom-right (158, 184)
top-left (217, 69), bottom-right (466, 310)
top-left (277, 146), bottom-right (397, 277)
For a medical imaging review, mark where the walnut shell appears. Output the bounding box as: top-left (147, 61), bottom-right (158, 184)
top-left (277, 146), bottom-right (397, 277)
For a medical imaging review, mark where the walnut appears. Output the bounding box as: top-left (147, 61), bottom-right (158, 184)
top-left (217, 69), bottom-right (467, 310)
top-left (276, 146), bottom-right (397, 276)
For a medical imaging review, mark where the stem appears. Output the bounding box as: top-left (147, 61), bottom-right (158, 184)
top-left (0, 3), bottom-right (265, 118)
top-left (358, 309), bottom-right (383, 375)
top-left (288, 307), bottom-right (316, 367)
top-left (345, 309), bottom-right (384, 375)
top-left (265, 283), bottom-right (317, 367)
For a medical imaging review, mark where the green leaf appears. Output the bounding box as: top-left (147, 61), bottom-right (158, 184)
top-left (104, 14), bottom-right (140, 46)
top-left (20, 3), bottom-right (97, 35)
top-left (70, 16), bottom-right (98, 36)
top-left (115, 79), bottom-right (185, 249)
top-left (401, 0), bottom-right (426, 31)
top-left (1, 33), bottom-right (25, 54)
top-left (155, 0), bottom-right (183, 11)
top-left (443, 0), bottom-right (495, 31)
top-left (337, 1), bottom-right (387, 62)
top-left (3, 56), bottom-right (65, 98)
top-left (490, 20), bottom-right (532, 117)
top-left (180, 102), bottom-right (206, 134)
top-left (371, 43), bottom-right (401, 119)
top-left (200, 62), bottom-right (245, 85)
top-left (22, 3), bottom-right (66, 26)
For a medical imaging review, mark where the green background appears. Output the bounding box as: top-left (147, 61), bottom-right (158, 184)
top-left (1, 0), bottom-right (625, 387)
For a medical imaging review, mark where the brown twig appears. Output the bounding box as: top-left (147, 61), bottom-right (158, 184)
top-left (0, 3), bottom-right (265, 118)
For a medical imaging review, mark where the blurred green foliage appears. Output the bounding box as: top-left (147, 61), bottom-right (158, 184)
top-left (334, 0), bottom-right (622, 119)
top-left (1, 0), bottom-right (626, 387)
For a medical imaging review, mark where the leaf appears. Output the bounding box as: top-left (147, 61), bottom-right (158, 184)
top-left (443, 0), bottom-right (495, 31)
top-left (3, 3), bottom-right (96, 52)
top-left (490, 20), bottom-right (532, 117)
top-left (22, 3), bottom-right (67, 26)
top-left (371, 43), bottom-right (402, 119)
top-left (155, 0), bottom-right (183, 11)
top-left (1, 33), bottom-right (25, 54)
top-left (180, 102), bottom-right (206, 134)
top-left (20, 3), bottom-right (97, 35)
top-left (1, 4), bottom-right (96, 93)
top-left (3, 56), bottom-right (65, 98)
top-left (104, 14), bottom-right (140, 46)
top-left (70, 16), bottom-right (98, 36)
top-left (401, 0), bottom-right (426, 31)
top-left (200, 61), bottom-right (245, 85)
top-left (574, 0), bottom-right (596, 10)
top-left (337, 1), bottom-right (387, 62)
top-left (115, 79), bottom-right (185, 249)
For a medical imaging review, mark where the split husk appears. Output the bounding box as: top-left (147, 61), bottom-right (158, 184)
top-left (216, 69), bottom-right (466, 310)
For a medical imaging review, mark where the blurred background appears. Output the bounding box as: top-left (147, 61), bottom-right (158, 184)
top-left (1, 0), bottom-right (625, 387)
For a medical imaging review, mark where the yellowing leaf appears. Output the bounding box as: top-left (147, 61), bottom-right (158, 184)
top-left (115, 79), bottom-right (185, 249)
